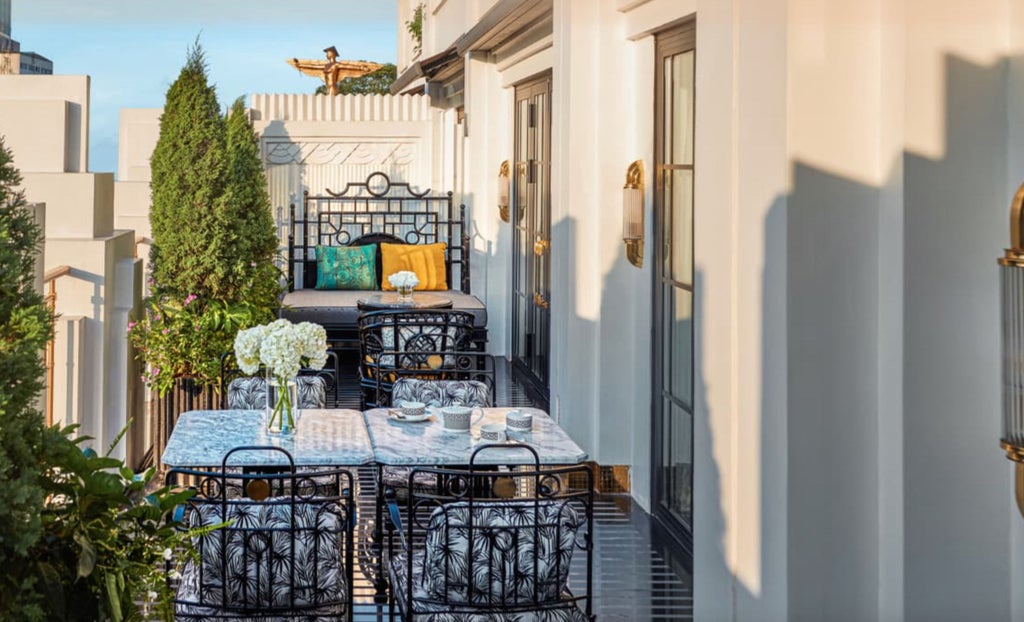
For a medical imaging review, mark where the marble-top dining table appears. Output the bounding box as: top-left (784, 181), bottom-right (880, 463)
top-left (362, 407), bottom-right (588, 466)
top-left (161, 409), bottom-right (375, 467)
top-left (161, 407), bottom-right (588, 468)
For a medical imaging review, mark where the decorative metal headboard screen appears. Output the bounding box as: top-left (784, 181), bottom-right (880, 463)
top-left (288, 172), bottom-right (470, 293)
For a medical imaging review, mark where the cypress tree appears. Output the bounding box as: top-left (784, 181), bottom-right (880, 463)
top-left (135, 43), bottom-right (282, 392)
top-left (0, 136), bottom-right (53, 619)
top-left (219, 97), bottom-right (280, 312)
top-left (149, 42), bottom-right (227, 299)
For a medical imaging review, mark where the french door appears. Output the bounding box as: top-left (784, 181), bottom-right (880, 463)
top-left (511, 74), bottom-right (552, 395)
top-left (652, 22), bottom-right (695, 550)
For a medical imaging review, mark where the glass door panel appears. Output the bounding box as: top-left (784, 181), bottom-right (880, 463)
top-left (653, 23), bottom-right (696, 550)
top-left (511, 75), bottom-right (552, 392)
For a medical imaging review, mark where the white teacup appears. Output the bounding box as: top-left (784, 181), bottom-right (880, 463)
top-left (505, 410), bottom-right (533, 432)
top-left (440, 406), bottom-right (484, 433)
top-left (480, 423), bottom-right (506, 442)
top-left (400, 401), bottom-right (426, 417)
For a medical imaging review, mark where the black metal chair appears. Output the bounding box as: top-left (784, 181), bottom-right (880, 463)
top-left (167, 447), bottom-right (355, 621)
top-left (358, 310), bottom-right (478, 408)
top-left (219, 351), bottom-right (340, 409)
top-left (385, 445), bottom-right (595, 622)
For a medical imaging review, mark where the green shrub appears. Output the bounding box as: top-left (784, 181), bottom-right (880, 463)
top-left (316, 63), bottom-right (397, 96)
top-left (30, 425), bottom-right (195, 622)
top-left (406, 3), bottom-right (424, 55)
top-left (148, 42), bottom-right (227, 300)
top-left (0, 136), bottom-right (53, 619)
top-left (138, 42), bottom-right (281, 394)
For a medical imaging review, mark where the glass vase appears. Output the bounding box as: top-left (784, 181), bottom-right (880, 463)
top-left (265, 374), bottom-right (299, 436)
top-left (396, 285), bottom-right (415, 304)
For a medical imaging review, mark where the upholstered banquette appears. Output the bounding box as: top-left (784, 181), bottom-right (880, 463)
top-left (280, 172), bottom-right (487, 351)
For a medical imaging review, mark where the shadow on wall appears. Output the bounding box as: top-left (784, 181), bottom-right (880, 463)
top-left (782, 52), bottom-right (1009, 621)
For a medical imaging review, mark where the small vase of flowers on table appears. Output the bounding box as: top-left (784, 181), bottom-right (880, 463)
top-left (234, 319), bottom-right (328, 435)
top-left (389, 271), bottom-right (420, 304)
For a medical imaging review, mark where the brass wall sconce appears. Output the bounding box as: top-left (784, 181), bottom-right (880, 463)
top-left (1000, 182), bottom-right (1024, 517)
top-left (497, 160), bottom-right (511, 223)
top-left (622, 160), bottom-right (645, 268)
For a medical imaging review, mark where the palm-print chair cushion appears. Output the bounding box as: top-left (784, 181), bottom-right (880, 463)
top-left (388, 500), bottom-right (587, 621)
top-left (390, 379), bottom-right (491, 408)
top-left (175, 499), bottom-right (347, 620)
top-left (226, 376), bottom-right (327, 410)
top-left (388, 552), bottom-right (589, 622)
top-left (382, 380), bottom-right (491, 494)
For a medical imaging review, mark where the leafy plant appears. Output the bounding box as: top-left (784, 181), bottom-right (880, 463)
top-left (29, 424), bottom-right (196, 622)
top-left (316, 62), bottom-right (397, 96)
top-left (139, 42), bottom-right (282, 394)
top-left (129, 294), bottom-right (274, 395)
top-left (406, 3), bottom-right (424, 55)
top-left (0, 135), bottom-right (54, 619)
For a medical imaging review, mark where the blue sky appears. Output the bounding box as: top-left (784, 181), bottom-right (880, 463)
top-left (12, 0), bottom-right (397, 175)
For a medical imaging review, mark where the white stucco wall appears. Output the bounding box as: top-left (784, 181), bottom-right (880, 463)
top-left (902, 2), bottom-right (1012, 620)
top-left (1, 75), bottom-right (143, 461)
top-left (0, 74), bottom-right (89, 172)
top-left (431, 0), bottom-right (1024, 620)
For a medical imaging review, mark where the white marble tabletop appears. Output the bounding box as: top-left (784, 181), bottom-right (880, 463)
top-left (362, 407), bottom-right (588, 466)
top-left (161, 409), bottom-right (375, 467)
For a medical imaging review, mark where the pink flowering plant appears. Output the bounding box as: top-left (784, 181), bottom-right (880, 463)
top-left (129, 286), bottom-right (277, 395)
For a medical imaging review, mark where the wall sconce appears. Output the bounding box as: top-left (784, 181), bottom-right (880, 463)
top-left (622, 160), bottom-right (645, 268)
top-left (1000, 182), bottom-right (1024, 517)
top-left (497, 160), bottom-right (511, 223)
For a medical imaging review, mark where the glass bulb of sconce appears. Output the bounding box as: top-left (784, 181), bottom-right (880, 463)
top-left (497, 174), bottom-right (510, 207)
top-left (622, 187), bottom-right (644, 240)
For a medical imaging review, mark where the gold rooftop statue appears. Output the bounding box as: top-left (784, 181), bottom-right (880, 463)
top-left (288, 46), bottom-right (383, 95)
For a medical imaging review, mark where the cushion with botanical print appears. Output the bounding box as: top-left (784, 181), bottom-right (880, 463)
top-left (421, 500), bottom-right (582, 605)
top-left (315, 244), bottom-right (377, 290)
top-left (177, 498), bottom-right (347, 614)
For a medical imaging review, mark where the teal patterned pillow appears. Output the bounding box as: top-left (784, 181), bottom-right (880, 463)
top-left (315, 245), bottom-right (377, 290)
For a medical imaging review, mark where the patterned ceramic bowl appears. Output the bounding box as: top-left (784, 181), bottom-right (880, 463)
top-left (480, 423), bottom-right (506, 442)
top-left (505, 410), bottom-right (533, 432)
top-left (400, 401), bottom-right (426, 417)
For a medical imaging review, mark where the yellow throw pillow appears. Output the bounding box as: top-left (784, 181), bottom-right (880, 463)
top-left (380, 242), bottom-right (448, 290)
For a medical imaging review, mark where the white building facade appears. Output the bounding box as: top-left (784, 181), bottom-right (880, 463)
top-left (396, 0), bottom-right (1024, 620)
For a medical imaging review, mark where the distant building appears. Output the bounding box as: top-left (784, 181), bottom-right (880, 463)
top-left (0, 0), bottom-right (51, 75)
top-left (17, 51), bottom-right (51, 74)
top-left (0, 0), bottom-right (14, 53)
top-left (0, 0), bottom-right (11, 38)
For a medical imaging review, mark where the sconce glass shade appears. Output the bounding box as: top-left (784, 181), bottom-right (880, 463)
top-left (497, 160), bottom-right (511, 223)
top-left (999, 181), bottom-right (1024, 518)
top-left (623, 187), bottom-right (644, 240)
top-left (498, 173), bottom-right (510, 208)
top-left (622, 160), bottom-right (644, 268)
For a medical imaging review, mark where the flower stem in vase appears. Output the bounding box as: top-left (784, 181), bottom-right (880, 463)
top-left (267, 374), bottom-right (298, 436)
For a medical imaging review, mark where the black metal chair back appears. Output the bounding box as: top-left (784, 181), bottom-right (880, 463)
top-left (387, 444), bottom-right (594, 621)
top-left (358, 309), bottom-right (478, 408)
top-left (166, 447), bottom-right (355, 620)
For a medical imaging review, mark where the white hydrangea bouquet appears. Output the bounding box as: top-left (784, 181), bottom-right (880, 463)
top-left (234, 319), bottom-right (327, 434)
top-left (388, 270), bottom-right (419, 298)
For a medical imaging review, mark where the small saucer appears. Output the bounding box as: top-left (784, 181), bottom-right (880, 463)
top-left (388, 410), bottom-right (432, 423)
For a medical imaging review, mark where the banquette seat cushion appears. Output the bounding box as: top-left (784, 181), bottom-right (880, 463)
top-left (280, 289), bottom-right (488, 329)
